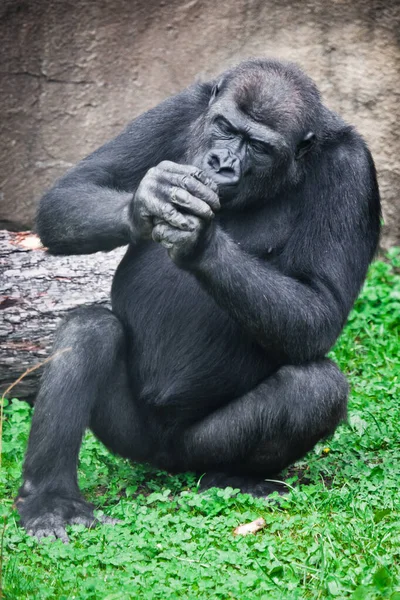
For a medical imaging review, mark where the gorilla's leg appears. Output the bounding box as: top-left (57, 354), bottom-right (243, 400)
top-left (16, 307), bottom-right (146, 541)
top-left (182, 360), bottom-right (348, 496)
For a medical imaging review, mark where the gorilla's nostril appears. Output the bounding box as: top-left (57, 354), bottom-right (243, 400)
top-left (207, 152), bottom-right (240, 183)
top-left (208, 155), bottom-right (220, 171)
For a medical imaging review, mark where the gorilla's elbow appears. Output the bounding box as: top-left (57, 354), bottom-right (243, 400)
top-left (283, 311), bottom-right (344, 365)
top-left (36, 190), bottom-right (69, 254)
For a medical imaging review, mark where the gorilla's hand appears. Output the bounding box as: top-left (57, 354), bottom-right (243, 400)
top-left (131, 160), bottom-right (220, 240)
top-left (152, 213), bottom-right (215, 264)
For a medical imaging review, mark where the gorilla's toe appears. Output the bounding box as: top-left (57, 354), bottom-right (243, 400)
top-left (17, 492), bottom-right (116, 543)
top-left (199, 472), bottom-right (289, 498)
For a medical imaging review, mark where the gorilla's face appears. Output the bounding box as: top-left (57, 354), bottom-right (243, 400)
top-left (192, 66), bottom-right (317, 208)
top-left (204, 90), bottom-right (290, 194)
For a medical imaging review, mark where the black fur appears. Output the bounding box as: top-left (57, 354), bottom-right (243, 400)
top-left (17, 59), bottom-right (381, 541)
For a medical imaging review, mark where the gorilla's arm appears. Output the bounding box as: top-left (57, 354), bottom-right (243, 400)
top-left (189, 144), bottom-right (380, 363)
top-left (36, 86), bottom-right (210, 254)
top-left (193, 230), bottom-right (342, 362)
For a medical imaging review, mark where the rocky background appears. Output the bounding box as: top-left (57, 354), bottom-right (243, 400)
top-left (0, 0), bottom-right (399, 247)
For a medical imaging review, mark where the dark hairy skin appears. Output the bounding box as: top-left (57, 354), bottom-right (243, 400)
top-left (16, 58), bottom-right (381, 542)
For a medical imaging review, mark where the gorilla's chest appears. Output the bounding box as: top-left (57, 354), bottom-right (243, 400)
top-left (218, 202), bottom-right (295, 258)
top-left (112, 239), bottom-right (273, 405)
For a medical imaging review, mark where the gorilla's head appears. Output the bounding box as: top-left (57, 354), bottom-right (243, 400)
top-left (188, 59), bottom-right (323, 208)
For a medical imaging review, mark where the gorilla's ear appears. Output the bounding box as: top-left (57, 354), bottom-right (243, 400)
top-left (295, 132), bottom-right (316, 160)
top-left (209, 79), bottom-right (223, 105)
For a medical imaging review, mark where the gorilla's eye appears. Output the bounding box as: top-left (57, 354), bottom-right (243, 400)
top-left (250, 139), bottom-right (271, 154)
top-left (214, 117), bottom-right (235, 136)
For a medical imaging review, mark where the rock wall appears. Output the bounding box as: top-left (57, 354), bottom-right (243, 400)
top-left (0, 0), bottom-right (399, 247)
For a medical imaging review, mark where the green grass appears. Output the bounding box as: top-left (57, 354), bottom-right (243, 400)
top-left (1, 249), bottom-right (399, 600)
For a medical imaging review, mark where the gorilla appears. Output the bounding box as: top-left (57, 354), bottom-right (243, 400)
top-left (16, 58), bottom-right (381, 541)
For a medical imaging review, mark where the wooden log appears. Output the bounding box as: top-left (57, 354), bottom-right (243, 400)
top-left (0, 230), bottom-right (126, 401)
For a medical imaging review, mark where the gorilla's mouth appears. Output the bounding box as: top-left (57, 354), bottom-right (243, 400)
top-left (215, 174), bottom-right (240, 187)
top-left (204, 169), bottom-right (241, 197)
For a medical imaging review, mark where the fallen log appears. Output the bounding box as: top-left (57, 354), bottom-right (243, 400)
top-left (0, 230), bottom-right (126, 401)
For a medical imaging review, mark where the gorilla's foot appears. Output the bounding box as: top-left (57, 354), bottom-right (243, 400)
top-left (198, 472), bottom-right (289, 498)
top-left (16, 492), bottom-right (119, 543)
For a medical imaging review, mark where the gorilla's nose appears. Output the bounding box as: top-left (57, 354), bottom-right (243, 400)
top-left (207, 150), bottom-right (241, 185)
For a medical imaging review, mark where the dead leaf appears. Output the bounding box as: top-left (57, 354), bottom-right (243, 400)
top-left (12, 232), bottom-right (44, 250)
top-left (233, 517), bottom-right (266, 536)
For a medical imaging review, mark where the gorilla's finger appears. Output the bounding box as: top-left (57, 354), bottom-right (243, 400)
top-left (164, 173), bottom-right (220, 211)
top-left (156, 161), bottom-right (199, 181)
top-left (152, 223), bottom-right (174, 248)
top-left (152, 223), bottom-right (193, 249)
top-left (153, 214), bottom-right (199, 235)
top-left (146, 199), bottom-right (196, 231)
top-left (182, 176), bottom-right (220, 211)
top-left (191, 170), bottom-right (219, 195)
top-left (170, 188), bottom-right (215, 220)
top-left (157, 160), bottom-right (202, 177)
top-left (152, 222), bottom-right (175, 243)
top-left (157, 162), bottom-right (220, 201)
top-left (164, 162), bottom-right (219, 194)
